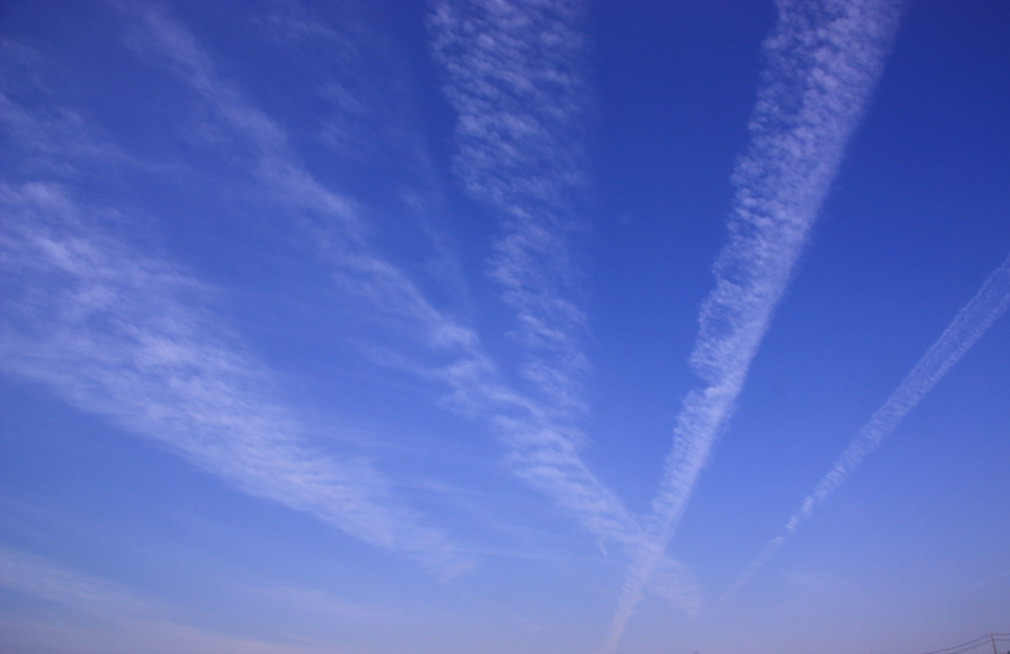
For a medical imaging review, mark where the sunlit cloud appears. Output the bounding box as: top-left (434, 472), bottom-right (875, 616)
top-left (598, 0), bottom-right (903, 650)
top-left (0, 181), bottom-right (471, 578)
top-left (4, 3), bottom-right (670, 587)
top-left (721, 252), bottom-right (1010, 602)
top-left (0, 547), bottom-right (331, 654)
top-left (1, 1), bottom-right (1004, 651)
top-left (430, 0), bottom-right (591, 414)
top-left (426, 2), bottom-right (703, 606)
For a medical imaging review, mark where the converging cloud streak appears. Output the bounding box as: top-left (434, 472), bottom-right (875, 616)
top-left (0, 547), bottom-right (330, 654)
top-left (0, 182), bottom-right (471, 579)
top-left (123, 4), bottom-right (510, 416)
top-left (426, 2), bottom-right (709, 606)
top-left (722, 252), bottom-right (1010, 602)
top-left (3, 11), bottom-right (488, 577)
top-left (120, 4), bottom-right (684, 591)
top-left (2, 2), bottom-right (1005, 651)
top-left (599, 0), bottom-right (903, 650)
top-left (430, 0), bottom-right (591, 414)
top-left (427, 0), bottom-right (691, 589)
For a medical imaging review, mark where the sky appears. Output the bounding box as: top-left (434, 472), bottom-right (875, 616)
top-left (0, 1), bottom-right (1008, 653)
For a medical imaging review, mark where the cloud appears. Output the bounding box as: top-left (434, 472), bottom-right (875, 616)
top-left (4, 5), bottom-right (656, 586)
top-left (0, 38), bottom-right (152, 179)
top-left (429, 0), bottom-right (592, 413)
top-left (6, 1), bottom-right (694, 604)
top-left (417, 0), bottom-right (724, 614)
top-left (0, 547), bottom-right (332, 654)
top-left (117, 3), bottom-right (493, 388)
top-left (598, 0), bottom-right (903, 649)
top-left (721, 252), bottom-right (1010, 602)
top-left (428, 0), bottom-right (703, 611)
top-left (0, 547), bottom-right (160, 618)
top-left (132, 6), bottom-right (361, 225)
top-left (0, 181), bottom-right (471, 579)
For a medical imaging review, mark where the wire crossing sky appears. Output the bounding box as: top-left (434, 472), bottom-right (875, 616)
top-left (1, 1), bottom-right (1008, 653)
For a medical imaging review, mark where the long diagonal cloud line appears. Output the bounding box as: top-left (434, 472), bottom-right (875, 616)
top-left (425, 1), bottom-right (701, 602)
top-left (428, 2), bottom-right (699, 604)
top-left (721, 252), bottom-right (1010, 603)
top-left (0, 182), bottom-right (471, 579)
top-left (429, 0), bottom-right (591, 415)
top-left (429, 0), bottom-right (605, 531)
top-left (120, 6), bottom-right (502, 420)
top-left (599, 0), bottom-right (904, 650)
top-left (122, 3), bottom-right (697, 599)
top-left (0, 547), bottom-right (330, 654)
top-left (4, 11), bottom-right (481, 578)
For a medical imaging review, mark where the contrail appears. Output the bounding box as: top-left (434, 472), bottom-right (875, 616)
top-left (598, 0), bottom-right (903, 650)
top-left (0, 547), bottom-right (331, 654)
top-left (721, 252), bottom-right (1010, 602)
top-left (428, 1), bottom-right (703, 609)
top-left (429, 0), bottom-right (592, 415)
top-left (429, 0), bottom-right (644, 560)
top-left (125, 1), bottom-right (693, 597)
top-left (0, 182), bottom-right (472, 580)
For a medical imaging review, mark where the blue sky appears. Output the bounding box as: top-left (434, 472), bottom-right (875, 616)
top-left (1, 1), bottom-right (1007, 653)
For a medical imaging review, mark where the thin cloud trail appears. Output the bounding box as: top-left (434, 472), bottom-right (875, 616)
top-left (123, 3), bottom-right (512, 409)
top-left (120, 5), bottom-right (506, 426)
top-left (427, 1), bottom-right (703, 608)
top-left (0, 547), bottom-right (331, 654)
top-left (721, 252), bottom-right (1010, 603)
top-left (599, 0), bottom-right (903, 650)
top-left (2, 25), bottom-right (476, 577)
top-left (0, 182), bottom-right (470, 579)
top-left (428, 0), bottom-right (636, 557)
top-left (120, 3), bottom-right (693, 593)
top-left (429, 0), bottom-right (591, 415)
top-left (0, 546), bottom-right (161, 620)
top-left (253, 1), bottom-right (477, 319)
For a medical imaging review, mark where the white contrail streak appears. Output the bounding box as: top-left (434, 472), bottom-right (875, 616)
top-left (722, 252), bottom-right (1010, 602)
top-left (429, 1), bottom-right (702, 609)
top-left (124, 2), bottom-right (692, 596)
top-left (428, 2), bottom-right (700, 607)
top-left (0, 182), bottom-right (471, 579)
top-left (598, 0), bottom-right (903, 650)
top-left (429, 0), bottom-right (591, 415)
top-left (0, 547), bottom-right (330, 654)
top-left (429, 0), bottom-right (653, 560)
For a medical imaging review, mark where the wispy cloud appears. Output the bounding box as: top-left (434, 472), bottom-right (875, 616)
top-left (0, 547), bottom-right (330, 654)
top-left (0, 547), bottom-right (160, 619)
top-left (0, 181), bottom-right (470, 579)
top-left (7, 1), bottom-right (693, 602)
top-left (118, 6), bottom-right (628, 570)
top-left (598, 0), bottom-right (903, 649)
top-left (119, 3), bottom-right (493, 393)
top-left (143, 0), bottom-right (636, 565)
top-left (429, 0), bottom-right (591, 413)
top-left (5, 3), bottom-right (648, 583)
top-left (0, 38), bottom-right (150, 179)
top-left (119, 4), bottom-right (362, 239)
top-left (721, 252), bottom-right (1010, 602)
top-left (427, 0), bottom-right (703, 611)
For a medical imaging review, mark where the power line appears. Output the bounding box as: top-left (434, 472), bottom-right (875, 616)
top-left (917, 634), bottom-right (1009, 654)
